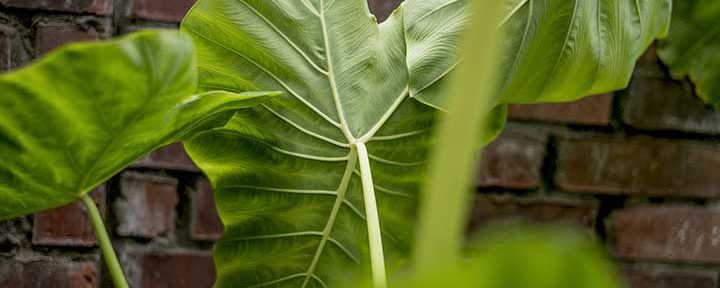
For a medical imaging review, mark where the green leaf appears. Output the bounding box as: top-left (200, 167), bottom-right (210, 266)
top-left (181, 0), bottom-right (445, 286)
top-left (0, 30), bottom-right (276, 220)
top-left (495, 0), bottom-right (671, 104)
top-left (658, 0), bottom-right (720, 104)
top-left (407, 0), bottom-right (672, 108)
top-left (180, 0), bottom-right (670, 286)
top-left (395, 226), bottom-right (621, 288)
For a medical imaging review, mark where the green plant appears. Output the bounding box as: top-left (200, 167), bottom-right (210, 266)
top-left (180, 0), bottom-right (669, 286)
top-left (0, 30), bottom-right (278, 288)
top-left (0, 0), bottom-right (699, 287)
top-left (657, 0), bottom-right (720, 104)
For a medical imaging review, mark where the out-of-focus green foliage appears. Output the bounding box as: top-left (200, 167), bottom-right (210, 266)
top-left (0, 30), bottom-right (276, 220)
top-left (394, 226), bottom-right (620, 288)
top-left (658, 0), bottom-right (720, 105)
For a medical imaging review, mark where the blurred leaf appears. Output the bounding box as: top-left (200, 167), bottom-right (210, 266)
top-left (0, 30), bottom-right (276, 220)
top-left (658, 0), bottom-right (720, 104)
top-left (396, 226), bottom-right (620, 288)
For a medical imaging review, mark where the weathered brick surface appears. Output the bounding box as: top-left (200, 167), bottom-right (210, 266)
top-left (0, 258), bottom-right (99, 288)
top-left (138, 251), bottom-right (215, 288)
top-left (477, 127), bottom-right (546, 189)
top-left (469, 195), bottom-right (598, 231)
top-left (0, 25), bottom-right (11, 71)
top-left (0, 0), bottom-right (112, 15)
top-left (115, 173), bottom-right (178, 238)
top-left (367, 0), bottom-right (404, 22)
top-left (133, 142), bottom-right (199, 172)
top-left (623, 76), bottom-right (720, 135)
top-left (0, 23), bottom-right (29, 71)
top-left (32, 186), bottom-right (106, 247)
top-left (127, 0), bottom-right (196, 22)
top-left (0, 217), bottom-right (31, 248)
top-left (190, 178), bottom-right (223, 241)
top-left (613, 206), bottom-right (720, 262)
top-left (509, 93), bottom-right (614, 126)
top-left (35, 21), bottom-right (100, 56)
top-left (622, 266), bottom-right (718, 288)
top-left (556, 138), bottom-right (720, 198)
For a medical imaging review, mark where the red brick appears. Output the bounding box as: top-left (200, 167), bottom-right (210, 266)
top-left (35, 22), bottom-right (100, 56)
top-left (556, 138), bottom-right (720, 197)
top-left (190, 178), bottom-right (223, 241)
top-left (139, 251), bottom-right (215, 288)
top-left (622, 266), bottom-right (718, 288)
top-left (368, 0), bottom-right (403, 22)
top-left (469, 194), bottom-right (598, 232)
top-left (133, 142), bottom-right (200, 172)
top-left (128, 0), bottom-right (196, 22)
top-left (0, 0), bottom-right (111, 15)
top-left (477, 127), bottom-right (546, 189)
top-left (508, 93), bottom-right (614, 126)
top-left (115, 173), bottom-right (178, 238)
top-left (32, 186), bottom-right (106, 247)
top-left (613, 205), bottom-right (720, 262)
top-left (623, 76), bottom-right (720, 135)
top-left (0, 258), bottom-right (98, 288)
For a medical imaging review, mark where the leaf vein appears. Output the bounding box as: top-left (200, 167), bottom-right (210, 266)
top-left (234, 0), bottom-right (328, 75)
top-left (183, 24), bottom-right (342, 128)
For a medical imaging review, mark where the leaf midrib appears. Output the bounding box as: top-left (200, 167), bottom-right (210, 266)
top-left (319, 0), bottom-right (355, 142)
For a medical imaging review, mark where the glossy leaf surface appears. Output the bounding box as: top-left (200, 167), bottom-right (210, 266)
top-left (658, 0), bottom-right (720, 104)
top-left (0, 30), bottom-right (275, 220)
top-left (180, 0), bottom-right (671, 286)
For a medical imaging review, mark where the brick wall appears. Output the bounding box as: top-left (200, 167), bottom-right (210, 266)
top-left (1, 1), bottom-right (718, 287)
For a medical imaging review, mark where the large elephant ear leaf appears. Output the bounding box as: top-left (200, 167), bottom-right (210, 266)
top-left (405, 0), bottom-right (672, 107)
top-left (657, 0), bottom-right (720, 105)
top-left (402, 0), bottom-right (670, 147)
top-left (494, 0), bottom-right (671, 104)
top-left (0, 30), bottom-right (276, 220)
top-left (181, 0), bottom-right (433, 286)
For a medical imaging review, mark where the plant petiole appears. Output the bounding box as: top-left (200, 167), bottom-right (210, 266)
top-left (81, 193), bottom-right (129, 288)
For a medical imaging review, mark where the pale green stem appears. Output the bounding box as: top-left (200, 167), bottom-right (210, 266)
top-left (355, 141), bottom-right (387, 288)
top-left (414, 0), bottom-right (505, 274)
top-left (81, 194), bottom-right (129, 288)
